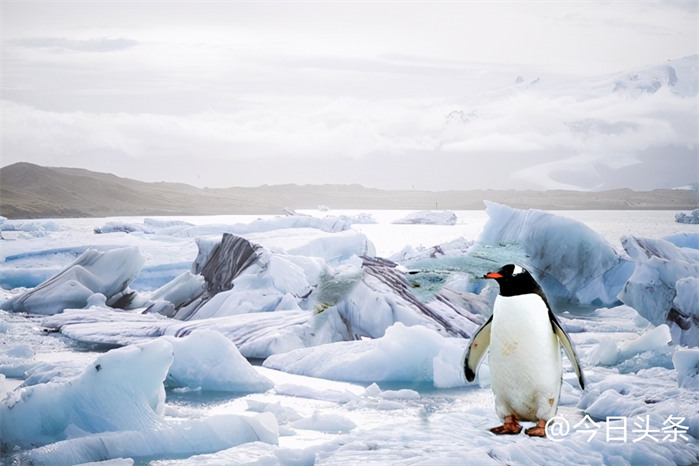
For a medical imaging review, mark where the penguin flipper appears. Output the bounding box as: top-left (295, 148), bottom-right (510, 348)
top-left (464, 315), bottom-right (493, 382)
top-left (551, 315), bottom-right (585, 390)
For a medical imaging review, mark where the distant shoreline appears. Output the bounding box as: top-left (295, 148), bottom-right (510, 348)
top-left (1, 163), bottom-right (697, 219)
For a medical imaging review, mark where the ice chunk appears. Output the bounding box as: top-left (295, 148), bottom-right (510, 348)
top-left (291, 412), bottom-right (356, 433)
top-left (148, 272), bottom-right (205, 314)
top-left (0, 339), bottom-right (172, 448)
top-left (618, 324), bottom-right (671, 360)
top-left (665, 232), bottom-right (699, 250)
top-left (619, 236), bottom-right (699, 346)
top-left (588, 325), bottom-right (672, 367)
top-left (433, 339), bottom-right (469, 388)
top-left (263, 323), bottom-right (452, 384)
top-left (587, 336), bottom-right (620, 366)
top-left (41, 307), bottom-right (318, 359)
top-left (478, 202), bottom-right (633, 305)
top-left (0, 343), bottom-right (36, 378)
top-left (2, 246), bottom-right (145, 315)
top-left (392, 210), bottom-right (457, 225)
top-left (0, 219), bottom-right (62, 236)
top-left (338, 212), bottom-right (377, 224)
top-left (673, 347), bottom-right (699, 390)
top-left (94, 221), bottom-right (155, 234)
top-left (675, 209), bottom-right (699, 224)
top-left (163, 329), bottom-right (273, 392)
top-left (286, 229), bottom-right (376, 262)
top-left (1, 337), bottom-right (277, 462)
top-left (22, 412), bottom-right (278, 465)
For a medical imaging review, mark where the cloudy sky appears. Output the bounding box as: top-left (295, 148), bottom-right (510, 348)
top-left (2, 1), bottom-right (697, 191)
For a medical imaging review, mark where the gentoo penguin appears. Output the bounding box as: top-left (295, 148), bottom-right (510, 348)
top-left (463, 264), bottom-right (585, 437)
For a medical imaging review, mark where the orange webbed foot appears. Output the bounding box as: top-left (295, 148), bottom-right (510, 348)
top-left (525, 419), bottom-right (547, 437)
top-left (490, 415), bottom-right (522, 435)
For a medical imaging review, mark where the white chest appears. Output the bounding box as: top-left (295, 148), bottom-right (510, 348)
top-left (491, 294), bottom-right (554, 350)
top-left (488, 293), bottom-right (562, 420)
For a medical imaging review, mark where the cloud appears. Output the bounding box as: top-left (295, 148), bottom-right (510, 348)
top-left (2, 54), bottom-right (696, 191)
top-left (9, 37), bottom-right (139, 53)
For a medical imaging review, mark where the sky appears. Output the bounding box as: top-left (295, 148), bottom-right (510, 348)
top-left (1, 1), bottom-right (698, 191)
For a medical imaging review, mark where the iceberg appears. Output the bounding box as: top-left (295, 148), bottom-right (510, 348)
top-left (2, 246), bottom-right (145, 315)
top-left (478, 201), bottom-right (633, 306)
top-left (618, 236), bottom-right (699, 346)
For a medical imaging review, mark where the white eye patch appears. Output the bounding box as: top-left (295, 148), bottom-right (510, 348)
top-left (512, 265), bottom-right (524, 275)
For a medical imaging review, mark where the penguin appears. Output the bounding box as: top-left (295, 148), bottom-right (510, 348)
top-left (463, 264), bottom-right (585, 437)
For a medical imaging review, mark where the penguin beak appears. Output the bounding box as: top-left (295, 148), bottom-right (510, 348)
top-left (484, 272), bottom-right (503, 279)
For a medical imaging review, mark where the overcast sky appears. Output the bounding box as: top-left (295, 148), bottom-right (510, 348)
top-left (2, 1), bottom-right (697, 191)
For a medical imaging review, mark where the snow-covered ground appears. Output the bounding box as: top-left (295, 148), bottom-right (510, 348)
top-left (1, 208), bottom-right (698, 465)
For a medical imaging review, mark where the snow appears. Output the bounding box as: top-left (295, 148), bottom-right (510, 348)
top-left (1, 209), bottom-right (699, 465)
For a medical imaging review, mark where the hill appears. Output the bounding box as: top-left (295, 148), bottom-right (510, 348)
top-left (0, 163), bottom-right (696, 219)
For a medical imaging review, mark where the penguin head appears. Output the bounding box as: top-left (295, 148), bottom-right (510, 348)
top-left (483, 264), bottom-right (542, 297)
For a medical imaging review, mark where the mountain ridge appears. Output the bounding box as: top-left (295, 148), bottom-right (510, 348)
top-left (0, 162), bottom-right (696, 219)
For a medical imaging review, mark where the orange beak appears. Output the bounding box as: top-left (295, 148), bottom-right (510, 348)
top-left (485, 272), bottom-right (503, 279)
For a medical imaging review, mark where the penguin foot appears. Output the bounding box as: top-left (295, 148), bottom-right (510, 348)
top-left (490, 415), bottom-right (522, 435)
top-left (525, 419), bottom-right (547, 437)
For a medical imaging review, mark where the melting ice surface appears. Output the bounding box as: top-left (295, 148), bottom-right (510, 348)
top-left (1, 208), bottom-right (698, 465)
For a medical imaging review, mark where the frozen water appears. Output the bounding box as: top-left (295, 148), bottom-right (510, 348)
top-left (2, 209), bottom-right (699, 465)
